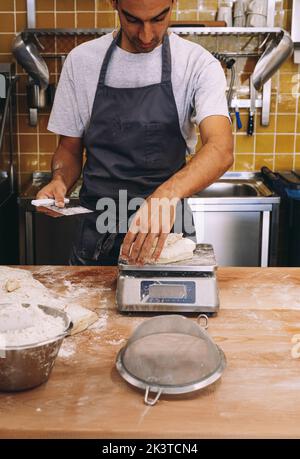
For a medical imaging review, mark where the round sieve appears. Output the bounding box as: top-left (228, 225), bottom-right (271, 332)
top-left (116, 315), bottom-right (226, 405)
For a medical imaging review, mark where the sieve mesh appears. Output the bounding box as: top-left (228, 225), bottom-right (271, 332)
top-left (121, 315), bottom-right (223, 388)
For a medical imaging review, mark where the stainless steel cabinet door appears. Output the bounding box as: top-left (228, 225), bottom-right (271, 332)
top-left (192, 210), bottom-right (263, 266)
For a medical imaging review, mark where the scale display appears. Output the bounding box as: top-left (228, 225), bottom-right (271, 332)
top-left (141, 281), bottom-right (196, 304)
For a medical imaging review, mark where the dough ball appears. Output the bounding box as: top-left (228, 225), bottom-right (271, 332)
top-left (5, 279), bottom-right (21, 293)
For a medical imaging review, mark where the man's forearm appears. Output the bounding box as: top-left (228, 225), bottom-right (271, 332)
top-left (51, 138), bottom-right (83, 191)
top-left (157, 140), bottom-right (234, 200)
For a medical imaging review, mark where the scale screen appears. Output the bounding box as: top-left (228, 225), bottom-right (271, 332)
top-left (141, 281), bottom-right (196, 304)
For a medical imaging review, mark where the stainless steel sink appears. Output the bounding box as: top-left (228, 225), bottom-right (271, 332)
top-left (195, 182), bottom-right (259, 198)
top-left (191, 173), bottom-right (276, 202)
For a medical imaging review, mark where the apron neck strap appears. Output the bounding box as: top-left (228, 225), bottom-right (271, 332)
top-left (98, 29), bottom-right (172, 87)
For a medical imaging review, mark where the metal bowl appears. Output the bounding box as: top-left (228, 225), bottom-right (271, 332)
top-left (0, 305), bottom-right (72, 392)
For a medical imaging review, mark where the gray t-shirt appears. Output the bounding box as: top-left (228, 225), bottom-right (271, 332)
top-left (48, 31), bottom-right (229, 154)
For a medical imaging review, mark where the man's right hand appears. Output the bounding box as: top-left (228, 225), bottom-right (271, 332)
top-left (36, 177), bottom-right (67, 208)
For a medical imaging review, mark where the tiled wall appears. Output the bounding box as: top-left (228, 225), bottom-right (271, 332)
top-left (0, 0), bottom-right (299, 191)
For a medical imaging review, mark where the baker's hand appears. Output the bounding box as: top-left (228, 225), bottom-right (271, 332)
top-left (36, 177), bottom-right (67, 208)
top-left (121, 191), bottom-right (180, 265)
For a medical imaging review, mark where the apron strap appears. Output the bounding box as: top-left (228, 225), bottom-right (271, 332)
top-left (98, 29), bottom-right (172, 87)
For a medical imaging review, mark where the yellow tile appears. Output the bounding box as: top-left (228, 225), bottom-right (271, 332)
top-left (39, 134), bottom-right (57, 153)
top-left (20, 154), bottom-right (39, 172)
top-left (275, 135), bottom-right (295, 153)
top-left (283, 0), bottom-right (293, 9)
top-left (256, 114), bottom-right (276, 133)
top-left (16, 0), bottom-right (26, 11)
top-left (19, 135), bottom-right (37, 153)
top-left (38, 114), bottom-right (50, 133)
top-left (77, 12), bottom-right (95, 28)
top-left (97, 0), bottom-right (114, 11)
top-left (295, 154), bottom-right (300, 169)
top-left (297, 116), bottom-right (300, 134)
top-left (296, 136), bottom-right (300, 154)
top-left (234, 154), bottom-right (254, 172)
top-left (235, 135), bottom-right (255, 154)
top-left (0, 54), bottom-right (11, 63)
top-left (277, 94), bottom-right (297, 113)
top-left (276, 115), bottom-right (296, 133)
top-left (0, 0), bottom-right (14, 11)
top-left (18, 115), bottom-right (37, 134)
top-left (39, 154), bottom-right (53, 171)
top-left (36, 12), bottom-right (55, 28)
top-left (177, 11), bottom-right (199, 21)
top-left (178, 0), bottom-right (198, 9)
top-left (270, 95), bottom-right (277, 113)
top-left (16, 12), bottom-right (27, 32)
top-left (254, 155), bottom-right (274, 171)
top-left (77, 0), bottom-right (95, 10)
top-left (0, 13), bottom-right (14, 32)
top-left (56, 0), bottom-right (74, 11)
top-left (19, 173), bottom-right (32, 190)
top-left (282, 9), bottom-right (292, 30)
top-left (56, 13), bottom-right (75, 28)
top-left (279, 73), bottom-right (295, 94)
top-left (0, 34), bottom-right (14, 54)
top-left (256, 135), bottom-right (275, 154)
top-left (97, 12), bottom-right (116, 28)
top-left (274, 154), bottom-right (294, 170)
top-left (280, 56), bottom-right (299, 73)
top-left (36, 0), bottom-right (54, 11)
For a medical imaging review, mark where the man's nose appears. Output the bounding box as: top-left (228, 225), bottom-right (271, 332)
top-left (139, 23), bottom-right (154, 43)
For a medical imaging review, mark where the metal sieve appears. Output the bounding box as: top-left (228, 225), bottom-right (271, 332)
top-left (116, 314), bottom-right (226, 405)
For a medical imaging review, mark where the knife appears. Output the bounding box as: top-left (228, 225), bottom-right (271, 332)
top-left (31, 198), bottom-right (70, 207)
top-left (247, 75), bottom-right (256, 136)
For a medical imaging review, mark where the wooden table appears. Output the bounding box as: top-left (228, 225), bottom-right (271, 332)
top-left (1, 266), bottom-right (300, 439)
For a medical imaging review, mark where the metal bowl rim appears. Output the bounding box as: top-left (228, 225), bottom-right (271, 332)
top-left (115, 345), bottom-right (226, 395)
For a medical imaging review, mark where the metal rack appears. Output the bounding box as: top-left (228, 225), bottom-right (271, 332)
top-left (22, 26), bottom-right (284, 126)
top-left (22, 26), bottom-right (285, 126)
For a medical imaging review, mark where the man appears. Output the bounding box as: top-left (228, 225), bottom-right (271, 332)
top-left (37, 0), bottom-right (233, 266)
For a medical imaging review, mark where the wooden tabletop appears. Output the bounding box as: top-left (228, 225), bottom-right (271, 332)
top-left (1, 266), bottom-right (300, 439)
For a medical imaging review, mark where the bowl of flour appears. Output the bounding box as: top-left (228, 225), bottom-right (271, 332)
top-left (0, 303), bottom-right (72, 391)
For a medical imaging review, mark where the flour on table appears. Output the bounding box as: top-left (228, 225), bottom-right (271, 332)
top-left (58, 339), bottom-right (77, 358)
top-left (0, 266), bottom-right (99, 338)
top-left (0, 266), bottom-right (64, 308)
top-left (66, 304), bottom-right (98, 335)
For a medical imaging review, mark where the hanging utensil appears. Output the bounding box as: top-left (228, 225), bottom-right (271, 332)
top-left (253, 31), bottom-right (294, 91)
top-left (247, 75), bottom-right (256, 136)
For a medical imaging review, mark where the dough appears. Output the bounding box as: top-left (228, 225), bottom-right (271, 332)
top-left (291, 334), bottom-right (300, 359)
top-left (5, 279), bottom-right (20, 292)
top-left (155, 234), bottom-right (196, 264)
top-left (0, 267), bottom-right (98, 335)
top-left (65, 304), bottom-right (98, 335)
top-left (123, 233), bottom-right (196, 264)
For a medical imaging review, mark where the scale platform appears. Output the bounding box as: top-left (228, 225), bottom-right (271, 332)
top-left (116, 244), bottom-right (219, 314)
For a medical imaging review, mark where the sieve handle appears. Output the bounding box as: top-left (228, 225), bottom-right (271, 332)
top-left (144, 386), bottom-right (162, 406)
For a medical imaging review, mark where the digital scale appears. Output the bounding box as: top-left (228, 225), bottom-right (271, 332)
top-left (116, 244), bottom-right (219, 314)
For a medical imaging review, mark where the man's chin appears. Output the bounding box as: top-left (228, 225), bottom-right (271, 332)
top-left (133, 42), bottom-right (159, 53)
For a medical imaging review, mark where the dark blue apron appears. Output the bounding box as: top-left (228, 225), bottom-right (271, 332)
top-left (69, 30), bottom-right (194, 266)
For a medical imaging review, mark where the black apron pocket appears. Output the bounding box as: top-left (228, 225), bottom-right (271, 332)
top-left (143, 122), bottom-right (164, 164)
